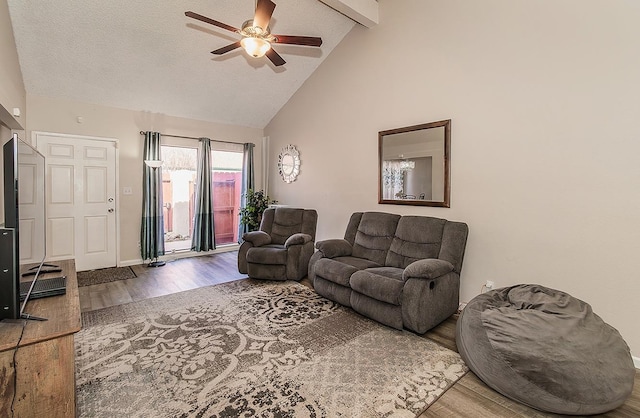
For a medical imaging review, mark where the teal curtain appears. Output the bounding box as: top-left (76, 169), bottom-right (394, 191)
top-left (140, 131), bottom-right (165, 261)
top-left (191, 138), bottom-right (215, 251)
top-left (238, 143), bottom-right (255, 240)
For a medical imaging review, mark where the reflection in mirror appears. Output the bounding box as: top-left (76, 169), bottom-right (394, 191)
top-left (281, 155), bottom-right (295, 175)
top-left (278, 144), bottom-right (301, 183)
top-left (379, 119), bottom-right (450, 207)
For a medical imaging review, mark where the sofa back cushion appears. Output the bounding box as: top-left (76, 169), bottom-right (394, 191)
top-left (439, 221), bottom-right (469, 274)
top-left (261, 208), bottom-right (318, 245)
top-left (386, 216), bottom-right (446, 269)
top-left (352, 212), bottom-right (401, 265)
top-left (343, 212), bottom-right (364, 245)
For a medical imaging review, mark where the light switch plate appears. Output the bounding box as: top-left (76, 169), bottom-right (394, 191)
top-left (123, 187), bottom-right (133, 195)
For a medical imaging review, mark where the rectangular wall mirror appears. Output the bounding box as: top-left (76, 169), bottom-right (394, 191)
top-left (378, 119), bottom-right (451, 207)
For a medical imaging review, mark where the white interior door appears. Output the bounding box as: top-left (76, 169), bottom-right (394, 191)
top-left (35, 133), bottom-right (117, 271)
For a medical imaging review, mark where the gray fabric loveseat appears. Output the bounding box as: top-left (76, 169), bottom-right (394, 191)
top-left (309, 212), bottom-right (468, 333)
top-left (238, 207), bottom-right (318, 281)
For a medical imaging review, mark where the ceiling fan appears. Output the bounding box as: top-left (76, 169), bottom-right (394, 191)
top-left (185, 0), bottom-right (323, 67)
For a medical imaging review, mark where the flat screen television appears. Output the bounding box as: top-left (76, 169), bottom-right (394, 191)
top-left (0, 133), bottom-right (47, 321)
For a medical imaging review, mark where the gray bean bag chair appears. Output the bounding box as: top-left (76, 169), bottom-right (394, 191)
top-left (456, 284), bottom-right (635, 415)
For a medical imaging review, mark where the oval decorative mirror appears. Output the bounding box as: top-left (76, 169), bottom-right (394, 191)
top-left (278, 144), bottom-right (301, 183)
top-left (378, 119), bottom-right (451, 207)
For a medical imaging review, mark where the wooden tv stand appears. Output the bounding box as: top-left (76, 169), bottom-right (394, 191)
top-left (0, 259), bottom-right (80, 418)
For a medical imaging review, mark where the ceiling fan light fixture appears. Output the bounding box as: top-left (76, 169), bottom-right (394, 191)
top-left (185, 1), bottom-right (322, 67)
top-left (241, 37), bottom-right (271, 58)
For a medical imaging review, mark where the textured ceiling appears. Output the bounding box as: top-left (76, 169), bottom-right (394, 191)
top-left (7, 0), bottom-right (355, 128)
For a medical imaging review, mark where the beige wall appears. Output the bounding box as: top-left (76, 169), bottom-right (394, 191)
top-left (0, 0), bottom-right (25, 129)
top-left (0, 0), bottom-right (24, 223)
top-left (26, 94), bottom-right (264, 265)
top-left (265, 0), bottom-right (640, 358)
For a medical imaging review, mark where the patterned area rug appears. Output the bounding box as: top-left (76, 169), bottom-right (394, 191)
top-left (75, 280), bottom-right (468, 417)
top-left (77, 266), bottom-right (137, 287)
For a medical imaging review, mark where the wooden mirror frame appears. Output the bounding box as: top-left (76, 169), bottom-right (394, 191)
top-left (378, 119), bottom-right (451, 207)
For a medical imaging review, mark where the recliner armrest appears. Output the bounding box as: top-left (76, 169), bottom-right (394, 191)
top-left (285, 233), bottom-right (312, 248)
top-left (403, 259), bottom-right (454, 280)
top-left (242, 230), bottom-right (272, 247)
top-left (315, 239), bottom-right (353, 258)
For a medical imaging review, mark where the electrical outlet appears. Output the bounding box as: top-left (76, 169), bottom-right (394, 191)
top-left (486, 280), bottom-right (495, 290)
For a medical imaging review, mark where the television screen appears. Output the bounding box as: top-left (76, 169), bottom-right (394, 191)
top-left (0, 134), bottom-right (47, 320)
top-left (16, 139), bottom-right (46, 264)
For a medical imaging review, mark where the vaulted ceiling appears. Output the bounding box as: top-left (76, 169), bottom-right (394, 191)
top-left (7, 1), bottom-right (377, 128)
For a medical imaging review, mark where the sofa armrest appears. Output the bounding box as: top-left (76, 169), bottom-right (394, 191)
top-left (403, 259), bottom-right (454, 280)
top-left (285, 233), bottom-right (312, 248)
top-left (315, 239), bottom-right (353, 258)
top-left (242, 230), bottom-right (271, 247)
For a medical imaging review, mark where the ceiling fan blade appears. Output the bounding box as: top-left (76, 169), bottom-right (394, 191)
top-left (185, 11), bottom-right (239, 33)
top-left (211, 42), bottom-right (242, 55)
top-left (253, 0), bottom-right (276, 31)
top-left (266, 48), bottom-right (286, 67)
top-left (271, 35), bottom-right (323, 47)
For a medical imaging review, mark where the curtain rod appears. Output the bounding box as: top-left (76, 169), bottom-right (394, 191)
top-left (139, 131), bottom-right (244, 146)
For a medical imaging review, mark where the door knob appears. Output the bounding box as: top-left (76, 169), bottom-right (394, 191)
top-left (108, 208), bottom-right (114, 213)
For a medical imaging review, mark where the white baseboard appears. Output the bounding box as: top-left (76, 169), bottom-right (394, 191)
top-left (633, 355), bottom-right (640, 369)
top-left (119, 258), bottom-right (143, 267)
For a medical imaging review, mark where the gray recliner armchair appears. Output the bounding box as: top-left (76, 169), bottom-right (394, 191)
top-left (238, 207), bottom-right (318, 281)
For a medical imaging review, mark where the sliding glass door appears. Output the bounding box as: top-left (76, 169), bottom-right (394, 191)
top-left (161, 146), bottom-right (198, 252)
top-left (211, 150), bottom-right (243, 245)
top-left (161, 144), bottom-right (244, 252)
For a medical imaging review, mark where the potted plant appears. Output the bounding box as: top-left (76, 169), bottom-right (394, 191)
top-left (239, 189), bottom-right (277, 232)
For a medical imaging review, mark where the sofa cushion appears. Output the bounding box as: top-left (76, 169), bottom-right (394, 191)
top-left (333, 256), bottom-right (381, 271)
top-left (386, 216), bottom-right (446, 269)
top-left (314, 276), bottom-right (352, 307)
top-left (247, 263), bottom-right (287, 281)
top-left (270, 208), bottom-right (305, 245)
top-left (439, 221), bottom-right (469, 274)
top-left (313, 258), bottom-right (360, 287)
top-left (362, 266), bottom-right (404, 281)
top-left (246, 245), bottom-right (287, 265)
top-left (352, 212), bottom-right (401, 265)
top-left (343, 212), bottom-right (363, 244)
top-left (351, 292), bottom-right (403, 330)
top-left (350, 267), bottom-right (405, 305)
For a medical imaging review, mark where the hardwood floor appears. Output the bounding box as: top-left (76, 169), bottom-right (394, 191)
top-left (78, 250), bottom-right (244, 312)
top-left (79, 251), bottom-right (640, 417)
